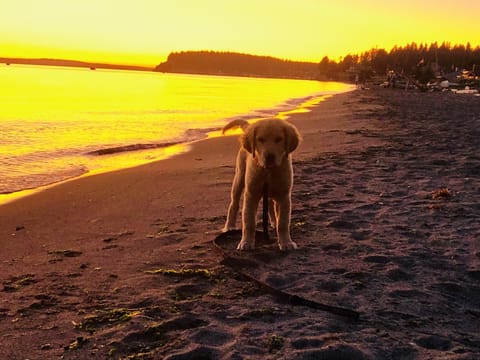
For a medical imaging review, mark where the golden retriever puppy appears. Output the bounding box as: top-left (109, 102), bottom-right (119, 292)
top-left (222, 118), bottom-right (301, 251)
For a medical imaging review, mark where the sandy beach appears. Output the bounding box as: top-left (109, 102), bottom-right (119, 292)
top-left (1, 88), bottom-right (479, 359)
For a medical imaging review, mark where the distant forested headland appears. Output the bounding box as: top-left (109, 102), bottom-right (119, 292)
top-left (154, 51), bottom-right (319, 79)
top-left (155, 44), bottom-right (480, 85)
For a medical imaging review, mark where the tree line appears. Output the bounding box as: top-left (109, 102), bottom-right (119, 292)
top-left (155, 51), bottom-right (319, 79)
top-left (318, 42), bottom-right (480, 82)
top-left (154, 44), bottom-right (480, 83)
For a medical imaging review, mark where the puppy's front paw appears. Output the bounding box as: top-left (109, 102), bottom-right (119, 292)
top-left (237, 239), bottom-right (255, 251)
top-left (222, 225), bottom-right (235, 232)
top-left (278, 240), bottom-right (298, 251)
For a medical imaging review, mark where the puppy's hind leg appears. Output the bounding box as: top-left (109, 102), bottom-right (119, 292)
top-left (268, 198), bottom-right (277, 230)
top-left (223, 153), bottom-right (245, 232)
top-left (223, 176), bottom-right (244, 232)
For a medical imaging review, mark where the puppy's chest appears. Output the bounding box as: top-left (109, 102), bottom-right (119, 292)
top-left (263, 169), bottom-right (292, 196)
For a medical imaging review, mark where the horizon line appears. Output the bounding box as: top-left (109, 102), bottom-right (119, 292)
top-left (3, 41), bottom-right (480, 69)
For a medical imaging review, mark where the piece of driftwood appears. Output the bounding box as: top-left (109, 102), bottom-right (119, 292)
top-left (213, 230), bottom-right (360, 321)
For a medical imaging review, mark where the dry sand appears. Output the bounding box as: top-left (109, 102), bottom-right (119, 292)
top-left (1, 88), bottom-right (479, 359)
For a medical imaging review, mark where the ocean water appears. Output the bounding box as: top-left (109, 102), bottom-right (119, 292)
top-left (0, 64), bottom-right (352, 200)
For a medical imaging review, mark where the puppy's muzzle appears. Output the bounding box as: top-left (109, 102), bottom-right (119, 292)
top-left (264, 153), bottom-right (277, 168)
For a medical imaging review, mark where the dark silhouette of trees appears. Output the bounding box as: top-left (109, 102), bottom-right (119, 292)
top-left (154, 44), bottom-right (479, 84)
top-left (317, 56), bottom-right (339, 80)
top-left (155, 51), bottom-right (318, 79)
top-left (325, 42), bottom-right (480, 83)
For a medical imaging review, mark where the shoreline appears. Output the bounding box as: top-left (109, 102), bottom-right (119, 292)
top-left (2, 88), bottom-right (479, 359)
top-left (3, 65), bottom-right (349, 198)
top-left (0, 89), bottom-right (352, 207)
top-left (0, 143), bottom-right (192, 206)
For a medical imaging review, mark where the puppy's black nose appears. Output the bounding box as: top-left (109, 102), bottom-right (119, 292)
top-left (265, 153), bottom-right (276, 166)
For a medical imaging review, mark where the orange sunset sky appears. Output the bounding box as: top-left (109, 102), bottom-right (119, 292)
top-left (1, 0), bottom-right (479, 66)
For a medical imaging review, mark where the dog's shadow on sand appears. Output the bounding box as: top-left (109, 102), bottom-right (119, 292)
top-left (213, 229), bottom-right (289, 268)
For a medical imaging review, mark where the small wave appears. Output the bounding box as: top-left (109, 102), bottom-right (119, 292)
top-left (284, 95), bottom-right (315, 105)
top-left (183, 127), bottom-right (217, 139)
top-left (0, 166), bottom-right (89, 195)
top-left (87, 141), bottom-right (182, 156)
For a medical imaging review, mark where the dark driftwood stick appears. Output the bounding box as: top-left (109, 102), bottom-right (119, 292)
top-left (213, 231), bottom-right (360, 321)
top-left (237, 267), bottom-right (360, 320)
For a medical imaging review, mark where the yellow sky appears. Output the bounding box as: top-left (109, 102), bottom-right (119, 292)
top-left (1, 0), bottom-right (479, 66)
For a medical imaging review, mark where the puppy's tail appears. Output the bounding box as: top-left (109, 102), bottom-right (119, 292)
top-left (222, 119), bottom-right (250, 134)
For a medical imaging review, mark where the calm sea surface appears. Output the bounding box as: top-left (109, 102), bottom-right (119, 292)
top-left (0, 64), bottom-right (352, 200)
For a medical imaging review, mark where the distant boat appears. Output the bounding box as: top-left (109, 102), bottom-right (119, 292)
top-left (90, 67), bottom-right (96, 70)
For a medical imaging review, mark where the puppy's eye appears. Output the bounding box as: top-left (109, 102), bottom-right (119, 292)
top-left (275, 136), bottom-right (283, 143)
top-left (257, 137), bottom-right (266, 143)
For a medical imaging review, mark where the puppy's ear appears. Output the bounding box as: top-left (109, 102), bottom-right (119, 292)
top-left (284, 122), bottom-right (301, 154)
top-left (242, 126), bottom-right (256, 156)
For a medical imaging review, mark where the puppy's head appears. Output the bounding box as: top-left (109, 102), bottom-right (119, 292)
top-left (242, 119), bottom-right (300, 168)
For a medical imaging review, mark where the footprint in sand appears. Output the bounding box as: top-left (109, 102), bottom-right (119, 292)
top-left (327, 219), bottom-right (358, 231)
top-left (351, 230), bottom-right (371, 241)
top-left (414, 335), bottom-right (452, 351)
top-left (467, 270), bottom-right (480, 280)
top-left (48, 249), bottom-right (82, 257)
top-left (2, 274), bottom-right (37, 292)
top-left (363, 255), bottom-right (391, 264)
top-left (164, 346), bottom-right (219, 360)
top-left (0, 307), bottom-right (9, 318)
top-left (18, 294), bottom-right (58, 316)
top-left (170, 283), bottom-right (211, 301)
top-left (291, 344), bottom-right (371, 360)
top-left (322, 243), bottom-right (346, 251)
top-left (291, 337), bottom-right (325, 349)
top-left (317, 279), bottom-right (345, 292)
top-left (190, 328), bottom-right (233, 347)
top-left (111, 314), bottom-right (209, 358)
top-left (386, 267), bottom-right (414, 281)
top-left (431, 281), bottom-right (465, 297)
top-left (388, 288), bottom-right (427, 299)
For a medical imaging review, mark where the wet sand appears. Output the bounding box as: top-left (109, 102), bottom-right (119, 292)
top-left (1, 88), bottom-right (479, 359)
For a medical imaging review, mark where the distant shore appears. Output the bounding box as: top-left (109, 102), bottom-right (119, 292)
top-left (1, 57), bottom-right (154, 72)
top-left (1, 54), bottom-right (324, 81)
